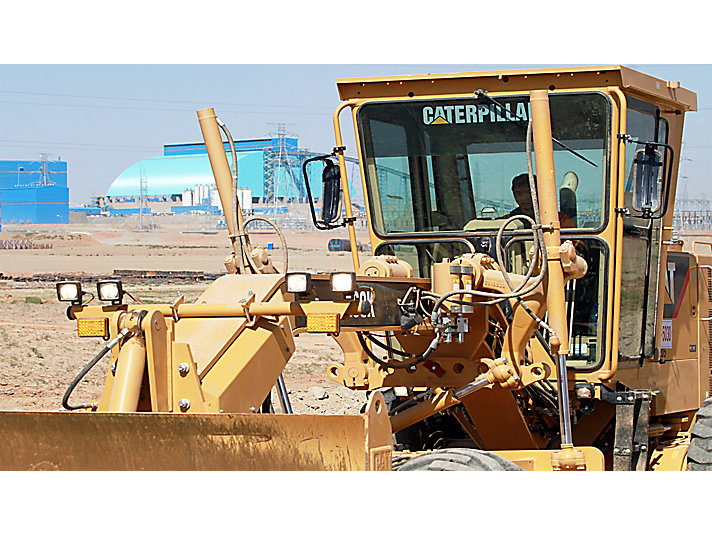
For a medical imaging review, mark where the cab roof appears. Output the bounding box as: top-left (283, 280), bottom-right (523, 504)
top-left (336, 65), bottom-right (697, 112)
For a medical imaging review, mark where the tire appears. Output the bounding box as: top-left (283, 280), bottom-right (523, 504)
top-left (687, 398), bottom-right (712, 471)
top-left (393, 448), bottom-right (524, 471)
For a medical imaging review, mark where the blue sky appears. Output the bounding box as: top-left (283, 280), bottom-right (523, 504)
top-left (0, 63), bottom-right (712, 203)
top-left (0, 64), bottom-right (708, 205)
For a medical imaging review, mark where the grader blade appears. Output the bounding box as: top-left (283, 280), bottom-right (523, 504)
top-left (0, 393), bottom-right (392, 471)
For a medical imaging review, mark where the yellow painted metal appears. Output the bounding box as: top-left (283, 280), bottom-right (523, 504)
top-left (649, 438), bottom-right (689, 471)
top-left (76, 317), bottom-right (108, 338)
top-left (143, 310), bottom-right (171, 412)
top-left (493, 446), bottom-right (605, 471)
top-left (337, 66), bottom-right (696, 111)
top-left (333, 101), bottom-right (361, 271)
top-left (306, 313), bottom-right (340, 334)
top-left (196, 108), bottom-right (238, 252)
top-left (530, 89), bottom-right (571, 357)
top-left (108, 335), bottom-right (146, 412)
top-left (0, 392), bottom-right (392, 470)
top-left (171, 343), bottom-right (210, 413)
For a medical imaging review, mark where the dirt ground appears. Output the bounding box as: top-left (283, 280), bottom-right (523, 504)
top-left (0, 216), bottom-right (371, 415)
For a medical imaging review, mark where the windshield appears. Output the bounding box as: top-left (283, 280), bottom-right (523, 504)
top-left (357, 93), bottom-right (610, 235)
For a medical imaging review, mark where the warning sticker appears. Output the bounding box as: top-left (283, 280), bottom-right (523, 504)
top-left (661, 319), bottom-right (673, 349)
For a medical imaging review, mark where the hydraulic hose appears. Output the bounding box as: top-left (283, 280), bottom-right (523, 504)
top-left (357, 331), bottom-right (441, 370)
top-left (216, 117), bottom-right (247, 273)
top-left (62, 328), bottom-right (131, 411)
top-left (242, 215), bottom-right (289, 273)
top-left (495, 119), bottom-right (557, 337)
top-left (216, 115), bottom-right (289, 275)
top-left (427, 121), bottom-right (550, 325)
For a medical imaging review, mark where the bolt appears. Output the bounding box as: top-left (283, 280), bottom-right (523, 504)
top-left (641, 445), bottom-right (647, 451)
top-left (628, 395), bottom-right (634, 401)
top-left (178, 363), bottom-right (190, 375)
top-left (250, 406), bottom-right (257, 413)
top-left (409, 366), bottom-right (417, 372)
top-left (616, 396), bottom-right (623, 401)
top-left (513, 375), bottom-right (520, 382)
top-left (614, 448), bottom-right (620, 454)
top-left (178, 398), bottom-right (190, 410)
top-left (624, 448), bottom-right (631, 454)
top-left (110, 362), bottom-right (117, 375)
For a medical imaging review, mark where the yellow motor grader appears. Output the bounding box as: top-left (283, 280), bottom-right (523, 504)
top-left (2, 65), bottom-right (710, 471)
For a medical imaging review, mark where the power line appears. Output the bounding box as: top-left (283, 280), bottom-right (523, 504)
top-left (0, 138), bottom-right (158, 150)
top-left (0, 88), bottom-right (332, 110)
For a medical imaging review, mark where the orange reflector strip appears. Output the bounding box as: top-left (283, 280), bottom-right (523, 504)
top-left (306, 313), bottom-right (340, 334)
top-left (77, 317), bottom-right (108, 338)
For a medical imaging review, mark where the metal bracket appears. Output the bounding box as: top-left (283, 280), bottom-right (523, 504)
top-left (601, 388), bottom-right (652, 405)
top-left (603, 387), bottom-right (651, 471)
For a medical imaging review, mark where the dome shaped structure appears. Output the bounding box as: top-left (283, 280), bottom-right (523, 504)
top-left (107, 152), bottom-right (265, 198)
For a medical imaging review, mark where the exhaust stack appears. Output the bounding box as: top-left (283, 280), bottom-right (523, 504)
top-left (197, 108), bottom-right (239, 263)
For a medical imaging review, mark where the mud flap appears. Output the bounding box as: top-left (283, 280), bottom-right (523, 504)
top-left (0, 392), bottom-right (392, 471)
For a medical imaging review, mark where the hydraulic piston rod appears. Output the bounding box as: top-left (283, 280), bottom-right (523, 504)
top-left (530, 89), bottom-right (574, 446)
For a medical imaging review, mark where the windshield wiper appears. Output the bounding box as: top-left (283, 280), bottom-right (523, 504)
top-left (474, 89), bottom-right (598, 168)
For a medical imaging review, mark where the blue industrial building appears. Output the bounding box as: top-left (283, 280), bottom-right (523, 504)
top-left (0, 158), bottom-right (70, 225)
top-left (106, 138), bottom-right (339, 203)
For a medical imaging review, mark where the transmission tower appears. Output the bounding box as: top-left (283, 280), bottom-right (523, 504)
top-left (138, 166), bottom-right (154, 231)
top-left (264, 123), bottom-right (300, 216)
top-left (38, 153), bottom-right (55, 186)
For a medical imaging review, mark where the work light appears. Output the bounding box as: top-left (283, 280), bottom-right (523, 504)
top-left (330, 272), bottom-right (356, 293)
top-left (285, 272), bottom-right (312, 293)
top-left (97, 280), bottom-right (124, 304)
top-left (56, 281), bottom-right (83, 304)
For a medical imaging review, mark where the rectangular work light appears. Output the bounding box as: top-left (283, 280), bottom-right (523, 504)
top-left (56, 281), bottom-right (83, 305)
top-left (96, 280), bottom-right (124, 304)
top-left (330, 272), bottom-right (356, 293)
top-left (285, 272), bottom-right (312, 294)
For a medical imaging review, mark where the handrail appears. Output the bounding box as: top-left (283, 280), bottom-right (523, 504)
top-left (698, 265), bottom-right (712, 322)
top-left (333, 100), bottom-right (361, 271)
top-left (597, 87), bottom-right (627, 381)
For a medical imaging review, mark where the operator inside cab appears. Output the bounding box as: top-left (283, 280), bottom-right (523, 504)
top-left (505, 172), bottom-right (577, 228)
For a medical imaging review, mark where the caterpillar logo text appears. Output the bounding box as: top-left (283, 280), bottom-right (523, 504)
top-left (422, 102), bottom-right (530, 125)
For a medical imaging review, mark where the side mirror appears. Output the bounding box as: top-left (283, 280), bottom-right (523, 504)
top-left (631, 144), bottom-right (664, 214)
top-left (320, 160), bottom-right (342, 224)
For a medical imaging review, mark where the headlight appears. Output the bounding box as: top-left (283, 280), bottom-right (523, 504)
top-left (56, 281), bottom-right (82, 304)
top-left (330, 272), bottom-right (356, 293)
top-left (97, 280), bottom-right (124, 304)
top-left (286, 272), bottom-right (312, 293)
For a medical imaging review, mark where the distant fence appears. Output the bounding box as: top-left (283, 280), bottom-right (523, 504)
top-left (0, 239), bottom-right (52, 250)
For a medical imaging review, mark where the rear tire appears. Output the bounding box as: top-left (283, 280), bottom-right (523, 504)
top-left (393, 448), bottom-right (524, 471)
top-left (687, 398), bottom-right (712, 471)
